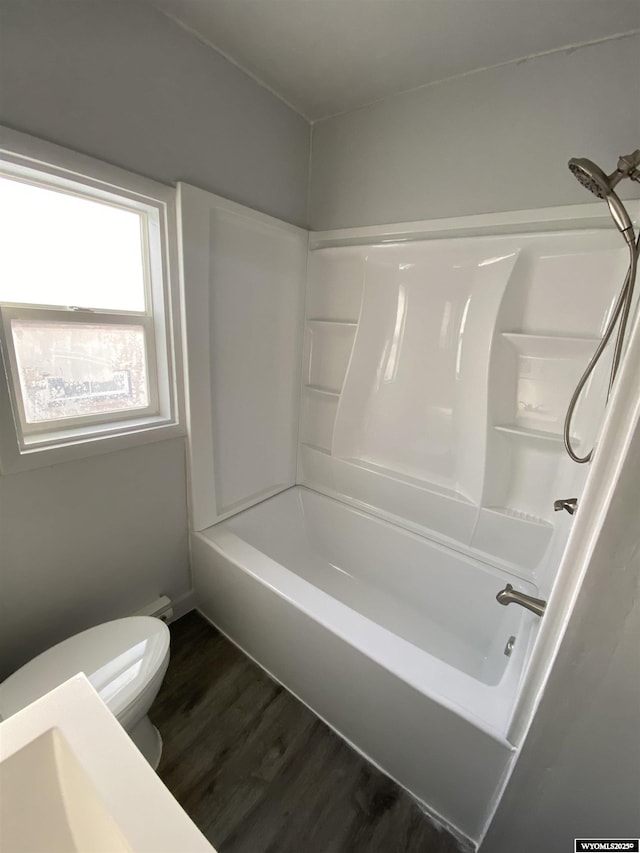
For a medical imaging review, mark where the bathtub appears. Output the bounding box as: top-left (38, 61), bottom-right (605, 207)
top-left (192, 486), bottom-right (538, 841)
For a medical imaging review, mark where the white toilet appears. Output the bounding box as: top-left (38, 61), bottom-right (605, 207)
top-left (0, 616), bottom-right (170, 768)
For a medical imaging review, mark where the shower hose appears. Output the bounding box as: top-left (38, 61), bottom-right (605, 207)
top-left (564, 231), bottom-right (640, 463)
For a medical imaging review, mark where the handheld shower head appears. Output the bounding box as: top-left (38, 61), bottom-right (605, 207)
top-left (563, 153), bottom-right (639, 465)
top-left (568, 155), bottom-right (635, 245)
top-left (568, 158), bottom-right (611, 198)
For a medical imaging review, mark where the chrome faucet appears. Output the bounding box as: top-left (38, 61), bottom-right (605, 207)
top-left (496, 584), bottom-right (547, 617)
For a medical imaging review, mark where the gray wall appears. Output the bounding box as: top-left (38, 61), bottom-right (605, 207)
top-left (480, 418), bottom-right (640, 851)
top-left (0, 439), bottom-right (190, 679)
top-left (309, 34), bottom-right (640, 230)
top-left (0, 0), bottom-right (310, 226)
top-left (0, 0), bottom-right (310, 678)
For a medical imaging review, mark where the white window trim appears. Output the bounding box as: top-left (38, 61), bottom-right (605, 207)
top-left (0, 127), bottom-right (185, 474)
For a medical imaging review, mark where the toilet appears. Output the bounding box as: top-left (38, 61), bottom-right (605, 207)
top-left (0, 616), bottom-right (170, 768)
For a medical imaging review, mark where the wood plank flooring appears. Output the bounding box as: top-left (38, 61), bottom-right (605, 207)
top-left (149, 611), bottom-right (470, 853)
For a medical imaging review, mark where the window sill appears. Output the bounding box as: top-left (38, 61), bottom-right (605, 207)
top-left (0, 417), bottom-right (186, 475)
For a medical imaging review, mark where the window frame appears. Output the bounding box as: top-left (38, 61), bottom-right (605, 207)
top-left (0, 128), bottom-right (185, 473)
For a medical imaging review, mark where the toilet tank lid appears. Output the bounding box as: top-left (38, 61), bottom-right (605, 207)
top-left (0, 617), bottom-right (170, 721)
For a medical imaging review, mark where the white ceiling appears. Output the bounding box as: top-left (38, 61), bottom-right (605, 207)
top-left (150, 0), bottom-right (640, 122)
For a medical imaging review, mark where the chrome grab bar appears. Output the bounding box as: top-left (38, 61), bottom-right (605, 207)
top-left (496, 584), bottom-right (547, 617)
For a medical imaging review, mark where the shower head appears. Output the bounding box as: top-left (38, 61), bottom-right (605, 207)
top-left (568, 155), bottom-right (635, 245)
top-left (568, 158), bottom-right (613, 199)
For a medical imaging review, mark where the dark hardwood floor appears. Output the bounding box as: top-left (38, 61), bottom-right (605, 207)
top-left (150, 611), bottom-right (470, 853)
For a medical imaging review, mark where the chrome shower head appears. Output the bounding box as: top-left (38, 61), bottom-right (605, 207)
top-left (568, 154), bottom-right (635, 245)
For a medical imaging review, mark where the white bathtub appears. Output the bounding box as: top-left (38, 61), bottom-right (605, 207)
top-left (192, 486), bottom-right (539, 841)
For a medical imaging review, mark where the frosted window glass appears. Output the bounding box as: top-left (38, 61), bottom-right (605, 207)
top-left (0, 177), bottom-right (146, 311)
top-left (11, 320), bottom-right (149, 423)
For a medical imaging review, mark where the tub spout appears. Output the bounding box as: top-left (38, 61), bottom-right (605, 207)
top-left (496, 584), bottom-right (547, 617)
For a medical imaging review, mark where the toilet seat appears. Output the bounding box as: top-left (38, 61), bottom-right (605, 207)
top-left (0, 617), bottom-right (170, 724)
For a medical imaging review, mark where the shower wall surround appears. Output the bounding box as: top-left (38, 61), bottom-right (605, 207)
top-left (178, 184), bottom-right (307, 531)
top-left (181, 183), bottom-right (630, 576)
top-left (180, 184), bottom-right (640, 842)
top-left (300, 228), bottom-right (627, 594)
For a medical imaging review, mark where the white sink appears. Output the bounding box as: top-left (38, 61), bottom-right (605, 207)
top-left (0, 674), bottom-right (215, 853)
top-left (1, 728), bottom-right (132, 852)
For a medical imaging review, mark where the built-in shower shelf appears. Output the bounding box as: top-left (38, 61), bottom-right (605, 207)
top-left (307, 319), bottom-right (359, 327)
top-left (494, 424), bottom-right (567, 444)
top-left (300, 442), bottom-right (333, 455)
top-left (304, 384), bottom-right (342, 397)
top-left (336, 455), bottom-right (475, 503)
top-left (300, 443), bottom-right (475, 504)
top-left (305, 321), bottom-right (356, 394)
top-left (502, 332), bottom-right (600, 358)
top-left (472, 505), bottom-right (554, 569)
top-left (482, 506), bottom-right (552, 530)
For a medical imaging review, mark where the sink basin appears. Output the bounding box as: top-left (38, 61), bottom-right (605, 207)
top-left (1, 728), bottom-right (132, 852)
top-left (0, 674), bottom-right (215, 853)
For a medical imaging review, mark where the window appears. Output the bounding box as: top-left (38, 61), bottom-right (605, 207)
top-left (0, 130), bottom-right (183, 472)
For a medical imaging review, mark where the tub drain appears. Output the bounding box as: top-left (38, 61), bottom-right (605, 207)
top-left (504, 635), bottom-right (516, 657)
